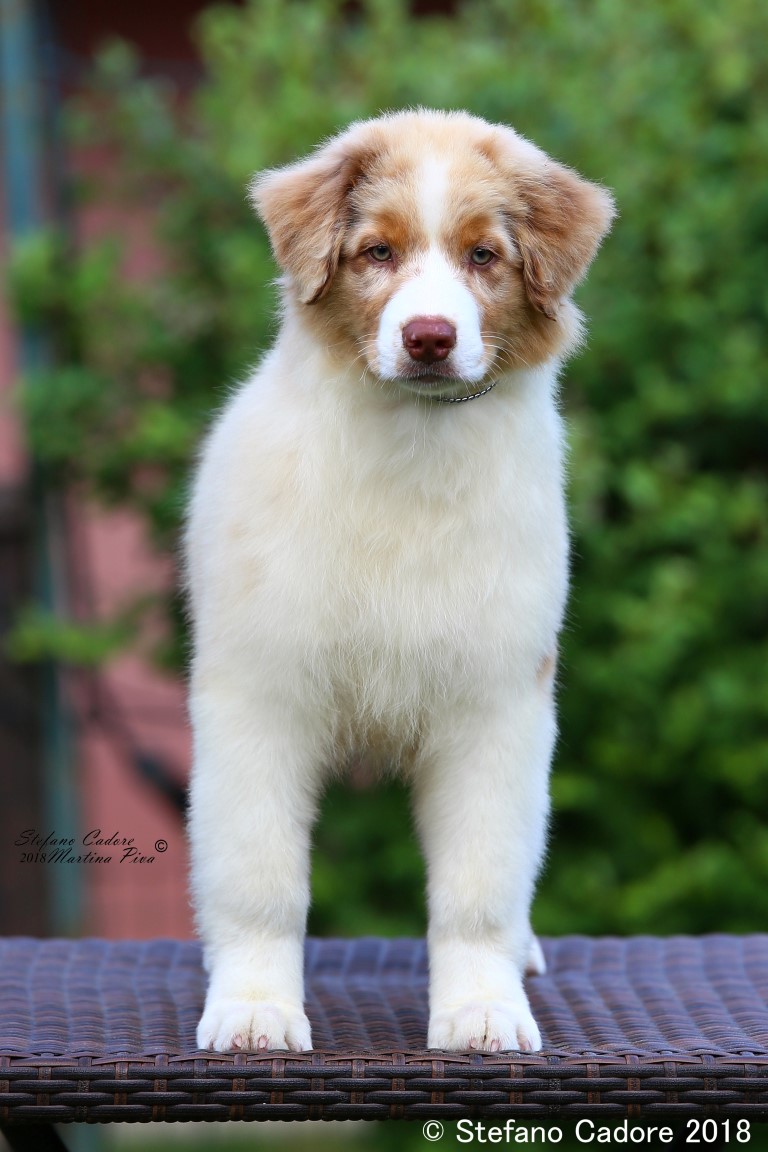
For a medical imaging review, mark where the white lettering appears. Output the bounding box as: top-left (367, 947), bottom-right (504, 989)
top-left (457, 1119), bottom-right (474, 1143)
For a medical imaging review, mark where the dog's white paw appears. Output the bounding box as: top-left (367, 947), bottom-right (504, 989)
top-left (428, 1000), bottom-right (542, 1053)
top-left (197, 998), bottom-right (312, 1052)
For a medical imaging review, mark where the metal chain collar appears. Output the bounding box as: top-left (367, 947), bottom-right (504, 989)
top-left (434, 379), bottom-right (500, 403)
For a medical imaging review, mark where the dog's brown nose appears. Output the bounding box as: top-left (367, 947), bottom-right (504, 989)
top-left (402, 317), bottom-right (457, 363)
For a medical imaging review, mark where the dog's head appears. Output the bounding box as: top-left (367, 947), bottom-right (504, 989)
top-left (250, 110), bottom-right (614, 398)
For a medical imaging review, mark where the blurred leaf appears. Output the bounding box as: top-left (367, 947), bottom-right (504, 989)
top-left (5, 604), bottom-right (139, 666)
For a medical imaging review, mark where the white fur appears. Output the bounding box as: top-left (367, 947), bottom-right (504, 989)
top-left (185, 110), bottom-right (610, 1055)
top-left (417, 155), bottom-right (450, 237)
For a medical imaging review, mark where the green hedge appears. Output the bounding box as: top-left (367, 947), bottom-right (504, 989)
top-left (10, 0), bottom-right (768, 937)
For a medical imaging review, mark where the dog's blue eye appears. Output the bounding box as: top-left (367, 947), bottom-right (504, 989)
top-left (368, 244), bottom-right (393, 262)
top-left (471, 247), bottom-right (495, 266)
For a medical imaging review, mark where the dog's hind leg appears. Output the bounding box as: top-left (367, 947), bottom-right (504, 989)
top-left (525, 934), bottom-right (547, 976)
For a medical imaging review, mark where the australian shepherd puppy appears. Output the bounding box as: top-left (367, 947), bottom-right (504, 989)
top-left (186, 109), bottom-right (614, 1054)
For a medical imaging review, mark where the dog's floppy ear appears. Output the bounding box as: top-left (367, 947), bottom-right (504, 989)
top-left (514, 161), bottom-right (615, 319)
top-left (249, 136), bottom-right (368, 305)
top-left (492, 130), bottom-right (615, 319)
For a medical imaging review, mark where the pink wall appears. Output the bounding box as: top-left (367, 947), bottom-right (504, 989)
top-left (65, 143), bottom-right (194, 939)
top-left (0, 198), bottom-right (29, 489)
top-left (1, 2), bottom-right (212, 940)
top-left (74, 505), bottom-right (193, 939)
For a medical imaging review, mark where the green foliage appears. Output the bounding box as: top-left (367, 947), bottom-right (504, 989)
top-left (5, 603), bottom-right (140, 666)
top-left (9, 0), bottom-right (768, 937)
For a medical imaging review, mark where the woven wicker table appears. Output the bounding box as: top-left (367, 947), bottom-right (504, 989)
top-left (1, 935), bottom-right (767, 1145)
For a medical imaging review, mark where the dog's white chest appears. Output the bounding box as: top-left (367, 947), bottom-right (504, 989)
top-left (187, 367), bottom-right (569, 728)
top-left (281, 414), bottom-right (568, 712)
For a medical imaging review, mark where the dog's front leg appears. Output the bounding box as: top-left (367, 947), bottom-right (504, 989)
top-left (413, 691), bottom-right (554, 1053)
top-left (189, 673), bottom-right (322, 1052)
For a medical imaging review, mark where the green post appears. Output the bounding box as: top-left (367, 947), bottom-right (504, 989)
top-left (1, 0), bottom-right (80, 937)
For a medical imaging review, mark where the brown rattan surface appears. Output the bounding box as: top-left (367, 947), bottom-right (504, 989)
top-left (1, 934), bottom-right (767, 1121)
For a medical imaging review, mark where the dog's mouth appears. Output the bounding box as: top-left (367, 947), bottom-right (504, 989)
top-left (390, 366), bottom-right (486, 401)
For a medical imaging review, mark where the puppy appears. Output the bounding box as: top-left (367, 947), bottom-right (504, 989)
top-left (185, 109), bottom-right (614, 1054)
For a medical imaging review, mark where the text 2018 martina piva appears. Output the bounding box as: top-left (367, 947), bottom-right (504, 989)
top-left (15, 829), bottom-right (161, 864)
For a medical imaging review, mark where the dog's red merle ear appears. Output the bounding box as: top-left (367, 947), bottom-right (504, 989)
top-left (249, 140), bottom-right (366, 305)
top-left (495, 136), bottom-right (615, 319)
top-left (515, 162), bottom-right (615, 319)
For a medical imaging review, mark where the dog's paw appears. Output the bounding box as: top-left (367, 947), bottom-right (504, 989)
top-left (428, 1000), bottom-right (542, 1053)
top-left (197, 998), bottom-right (312, 1052)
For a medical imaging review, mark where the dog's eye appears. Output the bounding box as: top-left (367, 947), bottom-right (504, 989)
top-left (367, 244), bottom-right (393, 263)
top-left (470, 246), bottom-right (495, 266)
